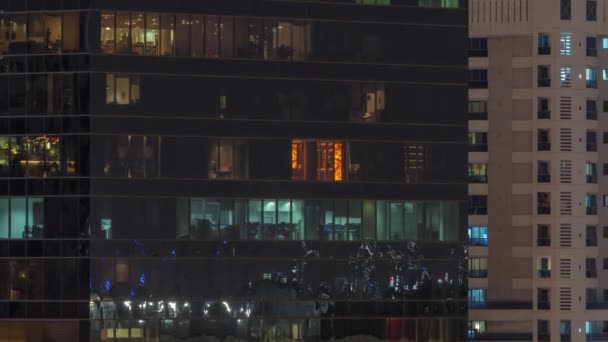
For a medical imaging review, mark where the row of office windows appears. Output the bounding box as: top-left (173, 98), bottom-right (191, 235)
top-left (468, 256), bottom-right (605, 280)
top-left (97, 11), bottom-right (459, 65)
top-left (0, 135), bottom-right (463, 183)
top-left (0, 196), bottom-right (464, 242)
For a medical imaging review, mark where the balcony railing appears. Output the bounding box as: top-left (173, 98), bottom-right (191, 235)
top-left (468, 175), bottom-right (488, 183)
top-left (537, 142), bottom-right (551, 151)
top-left (468, 49), bottom-right (488, 57)
top-left (469, 80), bottom-right (488, 89)
top-left (469, 237), bottom-right (488, 247)
top-left (469, 144), bottom-right (488, 152)
top-left (587, 207), bottom-right (598, 215)
top-left (587, 80), bottom-right (598, 88)
top-left (587, 143), bottom-right (598, 152)
top-left (537, 207), bottom-right (551, 215)
top-left (537, 110), bottom-right (551, 119)
top-left (587, 175), bottom-right (598, 183)
top-left (587, 48), bottom-right (598, 57)
top-left (537, 301), bottom-right (550, 310)
top-left (538, 46), bottom-right (551, 55)
top-left (587, 238), bottom-right (598, 247)
top-left (586, 301), bottom-right (608, 310)
top-left (538, 333), bottom-right (551, 342)
top-left (468, 111), bottom-right (488, 120)
top-left (537, 238), bottom-right (551, 246)
top-left (586, 269), bottom-right (598, 278)
top-left (469, 301), bottom-right (533, 310)
top-left (468, 333), bottom-right (533, 341)
top-left (537, 174), bottom-right (551, 183)
top-left (468, 269), bottom-right (488, 278)
top-left (469, 207), bottom-right (488, 215)
top-left (538, 79), bottom-right (551, 87)
top-left (587, 110), bottom-right (598, 120)
top-left (538, 269), bottom-right (551, 278)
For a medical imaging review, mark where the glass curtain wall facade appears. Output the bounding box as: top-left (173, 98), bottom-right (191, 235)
top-left (0, 0), bottom-right (467, 341)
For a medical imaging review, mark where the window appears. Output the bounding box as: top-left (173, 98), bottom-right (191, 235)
top-left (604, 101), bottom-right (608, 112)
top-left (586, 193), bottom-right (598, 215)
top-left (604, 132), bottom-right (608, 144)
top-left (586, 258), bottom-right (597, 278)
top-left (560, 0), bottom-right (571, 20)
top-left (468, 288), bottom-right (487, 303)
top-left (604, 163), bottom-right (608, 175)
top-left (356, 0), bottom-right (392, 5)
top-left (604, 289), bottom-right (608, 301)
top-left (469, 69), bottom-right (488, 88)
top-left (604, 258), bottom-right (608, 270)
top-left (468, 132), bottom-right (488, 152)
top-left (538, 33), bottom-right (551, 55)
top-left (102, 136), bottom-right (159, 178)
top-left (468, 321), bottom-right (487, 339)
top-left (587, 225), bottom-right (598, 246)
top-left (291, 140), bottom-right (346, 182)
top-left (537, 257), bottom-right (551, 278)
top-left (560, 32), bottom-right (572, 55)
top-left (560, 321), bottom-right (571, 341)
top-left (207, 139), bottom-right (248, 180)
top-left (538, 160), bottom-right (550, 182)
top-left (587, 0), bottom-right (597, 21)
top-left (468, 163), bottom-right (487, 183)
top-left (538, 320), bottom-right (550, 340)
top-left (418, 0), bottom-right (459, 8)
top-left (468, 100), bottom-right (488, 120)
top-left (469, 38), bottom-right (488, 57)
top-left (538, 65), bottom-right (551, 87)
top-left (604, 37), bottom-right (608, 49)
top-left (537, 224), bottom-right (550, 246)
top-left (106, 74), bottom-right (140, 106)
top-left (587, 68), bottom-right (598, 88)
top-left (604, 226), bottom-right (608, 238)
top-left (468, 196), bottom-right (487, 215)
top-left (538, 97), bottom-right (550, 119)
top-left (560, 65), bottom-right (572, 87)
top-left (587, 162), bottom-right (597, 183)
top-left (537, 289), bottom-right (550, 310)
top-left (537, 129), bottom-right (550, 151)
top-left (588, 36), bottom-right (598, 56)
top-left (587, 99), bottom-right (598, 120)
top-left (0, 197), bottom-right (45, 239)
top-left (587, 130), bottom-right (598, 151)
top-left (468, 258), bottom-right (487, 278)
top-left (537, 192), bottom-right (551, 214)
top-left (587, 288), bottom-right (597, 303)
top-left (468, 226), bottom-right (488, 246)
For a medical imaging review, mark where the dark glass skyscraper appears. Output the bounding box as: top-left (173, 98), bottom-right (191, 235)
top-left (0, 0), bottom-right (467, 341)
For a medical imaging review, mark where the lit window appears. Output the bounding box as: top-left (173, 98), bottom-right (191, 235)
top-left (468, 289), bottom-right (487, 303)
top-left (468, 321), bottom-right (487, 339)
top-left (106, 73), bottom-right (140, 105)
top-left (291, 140), bottom-right (346, 182)
top-left (468, 226), bottom-right (488, 246)
top-left (560, 32), bottom-right (572, 55)
top-left (537, 257), bottom-right (551, 278)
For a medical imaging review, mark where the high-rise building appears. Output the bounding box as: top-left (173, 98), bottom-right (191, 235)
top-left (0, 0), bottom-right (467, 341)
top-left (468, 0), bottom-right (608, 341)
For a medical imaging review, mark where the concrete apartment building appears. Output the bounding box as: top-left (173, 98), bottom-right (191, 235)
top-left (468, 0), bottom-right (608, 341)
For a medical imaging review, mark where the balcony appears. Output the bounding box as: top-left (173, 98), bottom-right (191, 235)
top-left (586, 333), bottom-right (608, 341)
top-left (537, 110), bottom-right (551, 119)
top-left (468, 175), bottom-right (488, 183)
top-left (469, 207), bottom-right (488, 215)
top-left (538, 269), bottom-right (551, 278)
top-left (587, 80), bottom-right (598, 88)
top-left (469, 144), bottom-right (488, 152)
top-left (468, 333), bottom-right (533, 341)
top-left (469, 301), bottom-right (532, 310)
top-left (587, 110), bottom-right (598, 120)
top-left (537, 238), bottom-right (551, 247)
top-left (538, 46), bottom-right (551, 55)
top-left (587, 48), bottom-right (598, 57)
top-left (468, 269), bottom-right (488, 278)
top-left (587, 238), bottom-right (598, 247)
top-left (538, 333), bottom-right (550, 342)
top-left (469, 111), bottom-right (488, 120)
top-left (587, 207), bottom-right (598, 215)
top-left (586, 269), bottom-right (598, 278)
top-left (561, 334), bottom-right (571, 342)
top-left (469, 49), bottom-right (488, 57)
top-left (537, 174), bottom-right (551, 183)
top-left (537, 207), bottom-right (551, 215)
top-left (537, 142), bottom-right (551, 151)
top-left (537, 301), bottom-right (550, 310)
top-left (587, 175), bottom-right (598, 183)
top-left (469, 80), bottom-right (488, 89)
top-left (538, 79), bottom-right (551, 87)
top-left (469, 237), bottom-right (488, 247)
top-left (586, 302), bottom-right (608, 310)
top-left (587, 143), bottom-right (598, 152)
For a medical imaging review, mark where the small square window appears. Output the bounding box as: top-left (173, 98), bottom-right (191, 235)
top-left (604, 132), bottom-right (608, 144)
top-left (604, 195), bottom-right (608, 207)
top-left (604, 258), bottom-right (608, 270)
top-left (603, 100), bottom-right (608, 112)
top-left (603, 226), bottom-right (608, 238)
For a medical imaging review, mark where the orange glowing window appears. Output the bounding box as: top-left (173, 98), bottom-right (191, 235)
top-left (334, 142), bottom-right (343, 181)
top-left (292, 142), bottom-right (298, 170)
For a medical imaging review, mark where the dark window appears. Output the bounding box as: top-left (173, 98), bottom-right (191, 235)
top-left (468, 132), bottom-right (488, 152)
top-left (587, 99), bottom-right (598, 120)
top-left (537, 192), bottom-right (551, 214)
top-left (560, 320), bottom-right (571, 342)
top-left (560, 0), bottom-right (571, 19)
top-left (469, 69), bottom-right (488, 88)
top-left (587, 130), bottom-right (598, 151)
top-left (469, 38), bottom-right (488, 57)
top-left (604, 258), bottom-right (608, 270)
top-left (604, 195), bottom-right (608, 207)
top-left (538, 97), bottom-right (550, 119)
top-left (468, 258), bottom-right (487, 278)
top-left (604, 132), bottom-right (608, 144)
top-left (587, 225), bottom-right (598, 246)
top-left (538, 160), bottom-right (550, 182)
top-left (604, 226), bottom-right (608, 238)
top-left (587, 162), bottom-right (597, 183)
top-left (468, 100), bottom-right (488, 120)
top-left (587, 193), bottom-right (598, 215)
top-left (469, 195), bottom-right (487, 215)
top-left (603, 100), bottom-right (608, 112)
top-left (538, 129), bottom-right (550, 151)
top-left (538, 33), bottom-right (551, 55)
top-left (603, 163), bottom-right (608, 175)
top-left (537, 289), bottom-right (550, 310)
top-left (537, 65), bottom-right (551, 87)
top-left (587, 258), bottom-right (597, 278)
top-left (537, 224), bottom-right (550, 246)
top-left (587, 0), bottom-right (597, 21)
top-left (587, 36), bottom-right (598, 56)
top-left (538, 319), bottom-right (550, 341)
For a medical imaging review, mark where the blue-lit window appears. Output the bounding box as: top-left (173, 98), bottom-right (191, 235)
top-left (468, 288), bottom-right (487, 303)
top-left (468, 226), bottom-right (488, 246)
